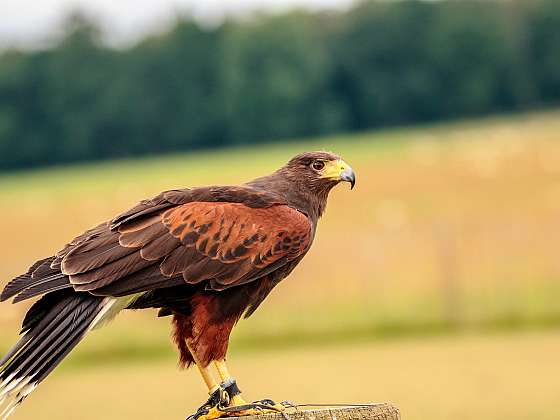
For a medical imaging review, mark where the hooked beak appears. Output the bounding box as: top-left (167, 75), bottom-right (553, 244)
top-left (320, 159), bottom-right (356, 190)
top-left (340, 165), bottom-right (356, 190)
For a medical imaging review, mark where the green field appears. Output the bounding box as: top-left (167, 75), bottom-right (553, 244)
top-left (1, 110), bottom-right (560, 419)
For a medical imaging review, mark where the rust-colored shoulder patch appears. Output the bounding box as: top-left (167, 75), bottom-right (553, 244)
top-left (161, 203), bottom-right (312, 289)
top-left (61, 200), bottom-right (312, 295)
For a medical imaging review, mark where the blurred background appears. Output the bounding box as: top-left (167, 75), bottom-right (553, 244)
top-left (1, 0), bottom-right (559, 419)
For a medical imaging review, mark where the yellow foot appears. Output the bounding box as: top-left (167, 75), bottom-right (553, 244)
top-left (222, 398), bottom-right (287, 417)
top-left (188, 384), bottom-right (290, 420)
top-left (194, 406), bottom-right (227, 420)
top-left (224, 407), bottom-right (277, 417)
top-left (193, 402), bottom-right (285, 420)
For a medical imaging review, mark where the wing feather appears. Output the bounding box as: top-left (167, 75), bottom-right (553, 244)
top-left (4, 186), bottom-right (311, 304)
top-left (8, 187), bottom-right (312, 302)
top-left (158, 202), bottom-right (313, 289)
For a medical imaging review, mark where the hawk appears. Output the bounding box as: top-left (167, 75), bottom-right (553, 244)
top-left (0, 151), bottom-right (355, 419)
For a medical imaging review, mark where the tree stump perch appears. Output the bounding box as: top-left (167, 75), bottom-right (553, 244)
top-left (227, 404), bottom-right (400, 420)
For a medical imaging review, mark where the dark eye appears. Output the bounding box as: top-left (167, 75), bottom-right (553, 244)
top-left (311, 160), bottom-right (325, 171)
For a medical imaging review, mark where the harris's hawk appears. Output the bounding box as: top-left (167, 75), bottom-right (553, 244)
top-left (0, 151), bottom-right (355, 419)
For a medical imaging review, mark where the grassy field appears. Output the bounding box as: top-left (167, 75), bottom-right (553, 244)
top-left (11, 330), bottom-right (560, 420)
top-left (1, 110), bottom-right (560, 419)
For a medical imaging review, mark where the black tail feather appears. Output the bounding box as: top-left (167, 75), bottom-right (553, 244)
top-left (0, 336), bottom-right (31, 369)
top-left (0, 291), bottom-right (104, 418)
top-left (1, 298), bottom-right (87, 378)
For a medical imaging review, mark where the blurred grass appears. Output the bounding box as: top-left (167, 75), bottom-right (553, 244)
top-left (11, 331), bottom-right (560, 420)
top-left (1, 109), bottom-right (559, 337)
top-left (0, 109), bottom-right (560, 418)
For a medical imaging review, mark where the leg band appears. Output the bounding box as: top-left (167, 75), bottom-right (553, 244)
top-left (222, 378), bottom-right (242, 397)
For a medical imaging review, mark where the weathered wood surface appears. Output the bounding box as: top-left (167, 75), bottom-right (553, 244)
top-left (227, 404), bottom-right (400, 420)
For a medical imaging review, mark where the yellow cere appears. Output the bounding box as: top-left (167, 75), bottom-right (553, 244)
top-left (320, 159), bottom-right (350, 180)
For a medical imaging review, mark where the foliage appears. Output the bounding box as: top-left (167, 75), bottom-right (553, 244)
top-left (0, 0), bottom-right (559, 170)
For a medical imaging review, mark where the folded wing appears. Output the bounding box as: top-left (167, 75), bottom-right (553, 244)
top-left (63, 201), bottom-right (311, 295)
top-left (2, 187), bottom-right (312, 303)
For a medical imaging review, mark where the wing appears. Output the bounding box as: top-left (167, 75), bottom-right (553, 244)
top-left (60, 199), bottom-right (312, 296)
top-left (2, 186), bottom-right (310, 303)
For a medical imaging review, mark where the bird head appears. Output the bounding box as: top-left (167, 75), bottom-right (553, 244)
top-left (247, 151), bottom-right (356, 219)
top-left (283, 151), bottom-right (356, 191)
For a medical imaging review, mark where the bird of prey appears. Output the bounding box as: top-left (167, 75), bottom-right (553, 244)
top-left (0, 151), bottom-right (355, 419)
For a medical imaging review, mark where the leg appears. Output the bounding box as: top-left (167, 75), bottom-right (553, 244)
top-left (214, 360), bottom-right (247, 407)
top-left (187, 343), bottom-right (228, 420)
top-left (188, 356), bottom-right (288, 420)
top-left (213, 359), bottom-right (286, 414)
top-left (195, 358), bottom-right (220, 394)
top-left (188, 341), bottom-right (221, 393)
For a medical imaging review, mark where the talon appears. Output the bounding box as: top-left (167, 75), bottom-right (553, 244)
top-left (187, 386), bottom-right (229, 420)
top-left (190, 406), bottom-right (225, 420)
top-left (215, 398), bottom-right (288, 417)
top-left (191, 372), bottom-right (292, 419)
top-left (254, 399), bottom-right (276, 406)
top-left (186, 408), bottom-right (208, 420)
top-left (191, 397), bottom-right (291, 419)
top-left (222, 404), bottom-right (280, 417)
top-left (253, 399), bottom-right (287, 413)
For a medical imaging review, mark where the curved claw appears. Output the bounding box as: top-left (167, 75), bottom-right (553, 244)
top-left (188, 406), bottom-right (226, 420)
top-left (226, 399), bottom-right (289, 415)
top-left (221, 402), bottom-right (282, 414)
top-left (188, 387), bottom-right (294, 420)
top-left (186, 387), bottom-right (229, 420)
top-left (253, 399), bottom-right (276, 406)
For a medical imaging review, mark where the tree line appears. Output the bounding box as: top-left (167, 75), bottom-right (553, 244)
top-left (0, 0), bottom-right (559, 170)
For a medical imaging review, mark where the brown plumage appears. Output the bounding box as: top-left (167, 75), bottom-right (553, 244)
top-left (0, 151), bottom-right (355, 417)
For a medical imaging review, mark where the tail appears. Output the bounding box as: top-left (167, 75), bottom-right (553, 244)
top-left (0, 287), bottom-right (107, 418)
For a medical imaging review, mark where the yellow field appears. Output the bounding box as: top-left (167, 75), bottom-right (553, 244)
top-left (1, 110), bottom-right (560, 419)
top-left (11, 330), bottom-right (560, 420)
top-left (1, 110), bottom-right (559, 331)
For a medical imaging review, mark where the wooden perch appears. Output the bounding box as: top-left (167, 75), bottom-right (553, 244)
top-left (227, 404), bottom-right (400, 420)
